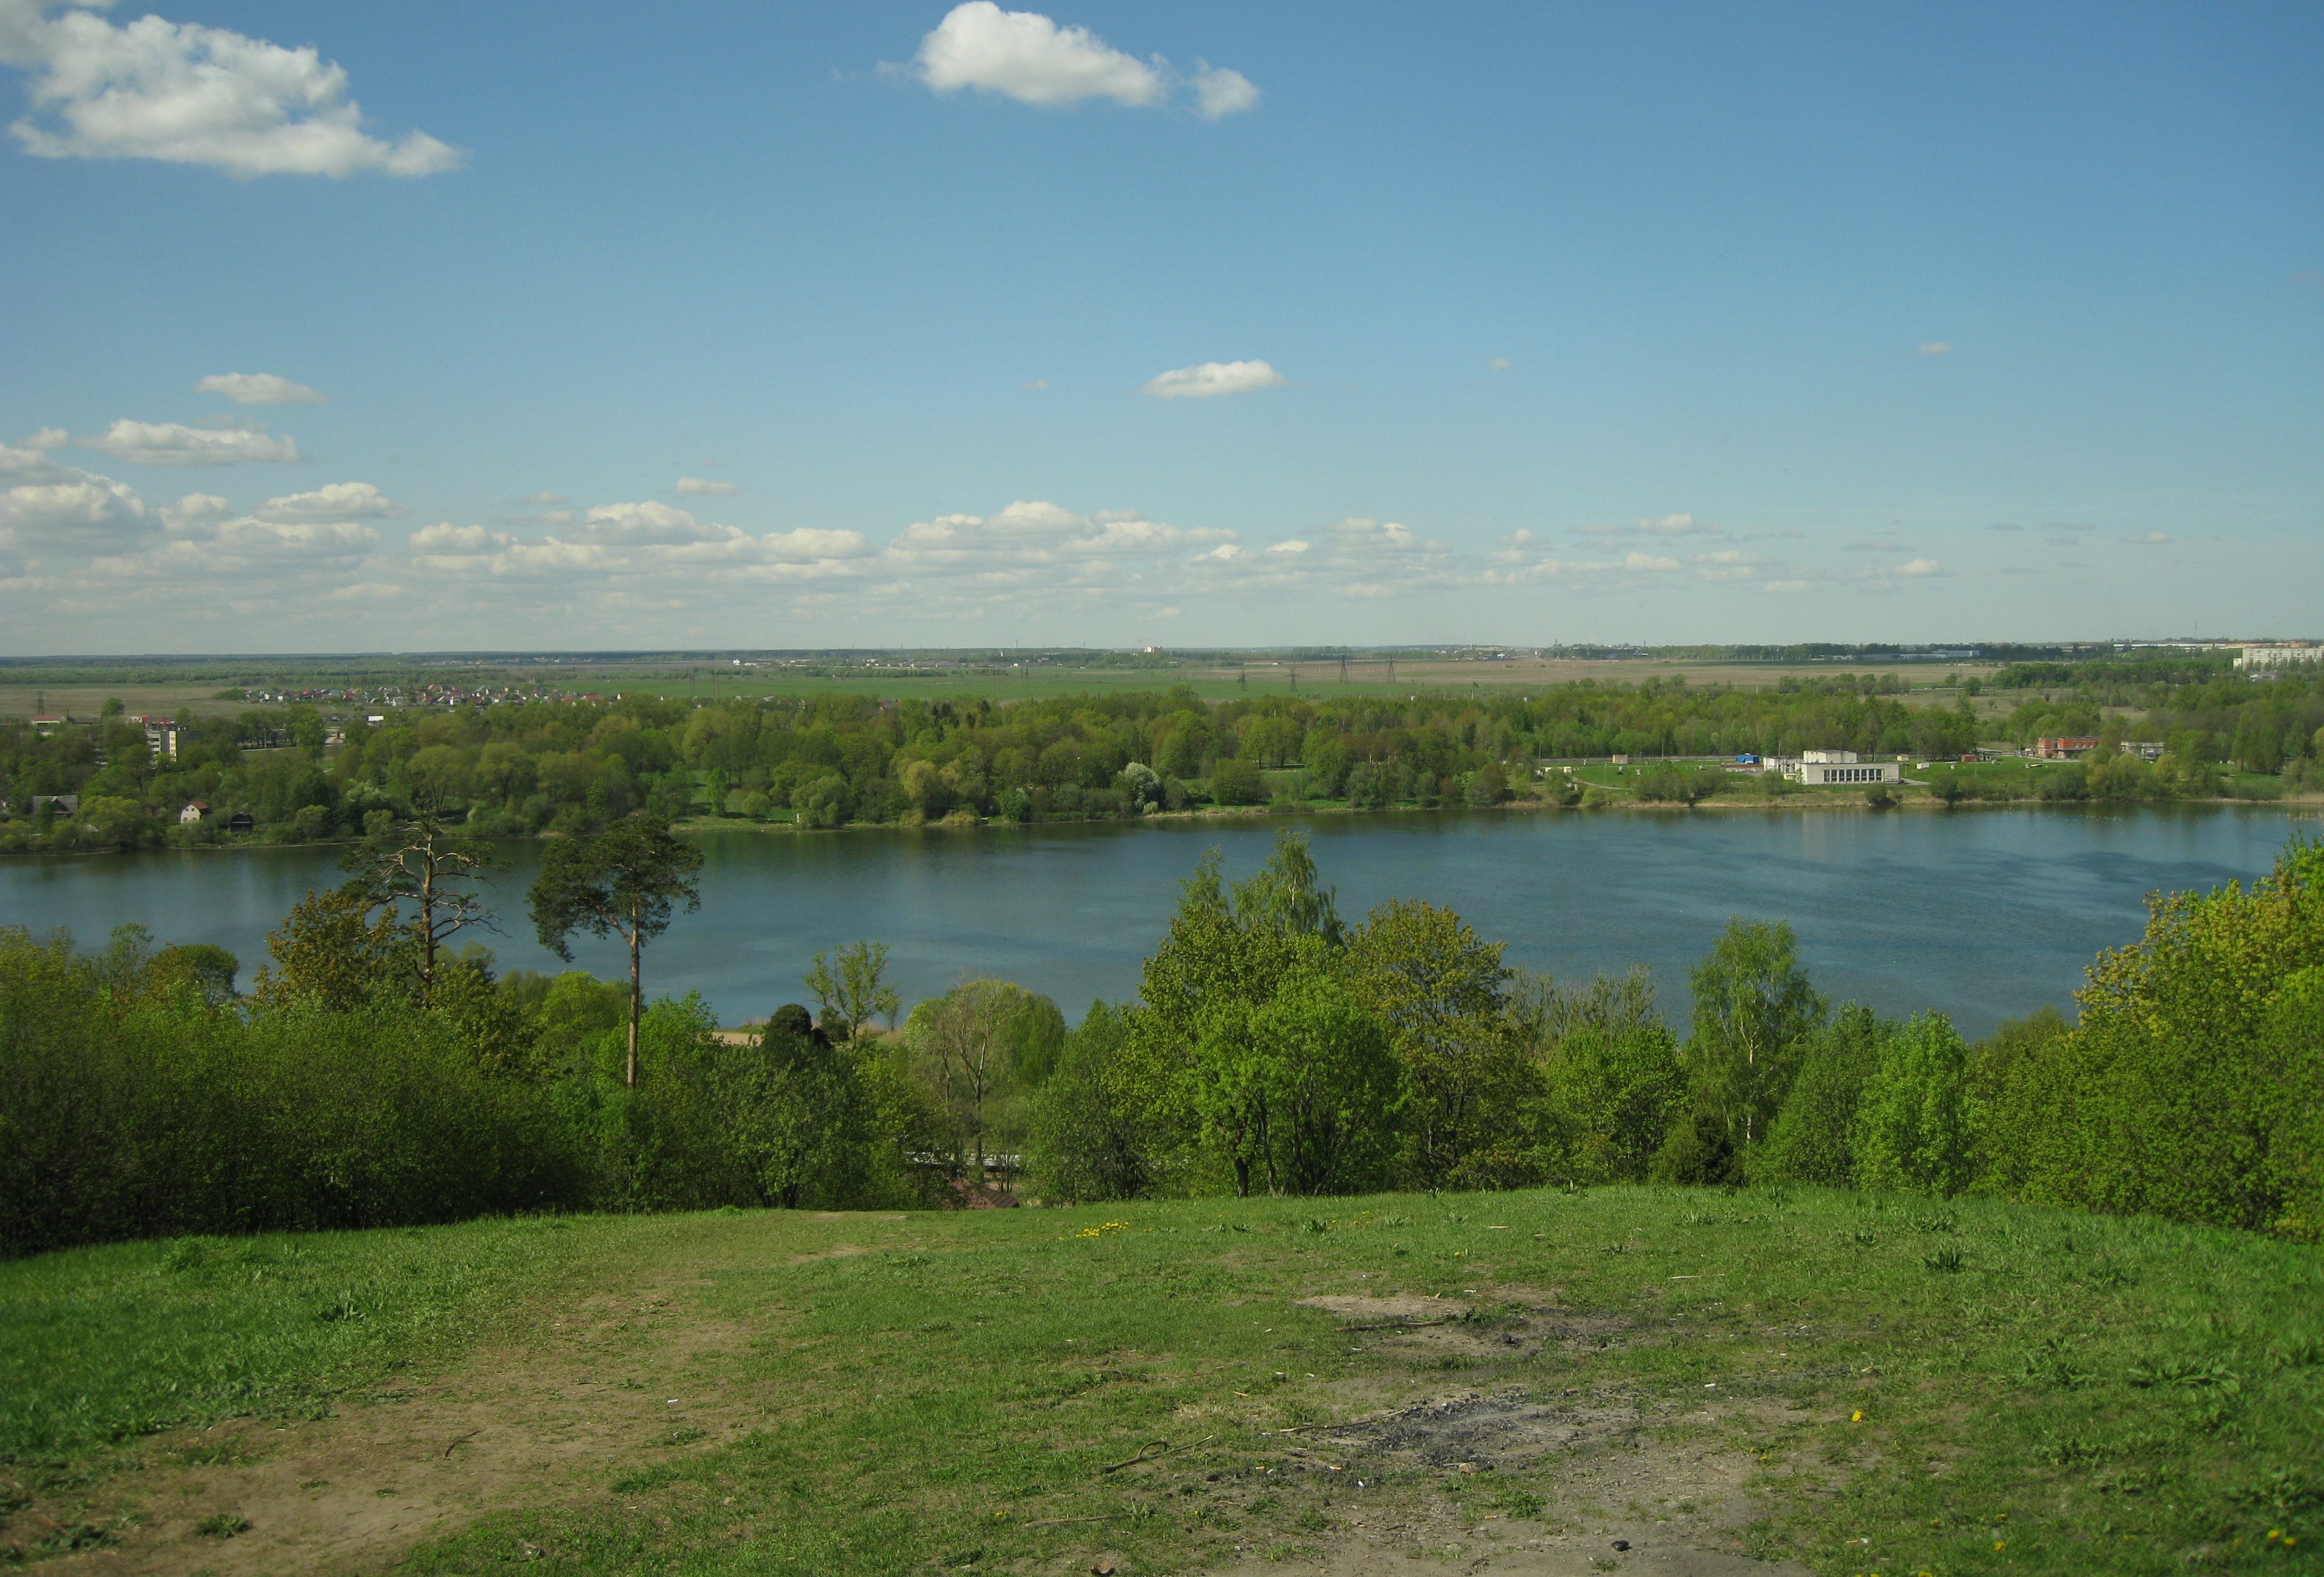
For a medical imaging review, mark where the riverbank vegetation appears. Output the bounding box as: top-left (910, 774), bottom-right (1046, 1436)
top-left (4, 655), bottom-right (2319, 854)
top-left (6, 816), bottom-right (2319, 1262)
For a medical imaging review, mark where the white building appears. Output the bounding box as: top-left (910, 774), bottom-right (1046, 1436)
top-left (2236, 645), bottom-right (2322, 671)
top-left (1763, 750), bottom-right (1902, 786)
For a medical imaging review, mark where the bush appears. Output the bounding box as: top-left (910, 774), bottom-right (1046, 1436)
top-left (791, 775), bottom-right (853, 828)
top-left (1027, 1002), bottom-right (1151, 1202)
top-left (1464, 762), bottom-right (1509, 807)
top-left (1209, 757), bottom-right (1265, 805)
top-left (1851, 1012), bottom-right (1975, 1196)
top-left (1981, 836), bottom-right (2324, 1235)
top-left (1757, 1005), bottom-right (1885, 1186)
top-left (0, 929), bottom-right (587, 1257)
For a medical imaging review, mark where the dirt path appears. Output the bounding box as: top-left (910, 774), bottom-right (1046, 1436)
top-left (10, 1261), bottom-right (808, 1576)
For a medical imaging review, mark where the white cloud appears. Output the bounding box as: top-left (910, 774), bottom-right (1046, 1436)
top-left (410, 501), bottom-right (871, 580)
top-left (906, 5), bottom-right (1256, 118)
top-left (167, 492), bottom-right (231, 519)
top-left (1692, 549), bottom-right (1767, 582)
top-left (516, 490), bottom-right (565, 507)
top-left (256, 481), bottom-right (401, 521)
top-left (675, 476), bottom-right (741, 496)
top-left (1487, 357), bottom-right (1511, 372)
top-left (0, 0), bottom-right (461, 177)
top-left (79, 419), bottom-right (299, 465)
top-left (1624, 550), bottom-right (1680, 572)
top-left (1023, 377), bottom-right (1049, 392)
top-left (0, 433), bottom-right (74, 482)
top-left (0, 471), bottom-right (149, 549)
top-left (1894, 557), bottom-right (1943, 576)
top-left (1139, 359), bottom-right (1286, 400)
top-left (195, 372), bottom-right (324, 404)
top-left (1191, 61), bottom-right (1258, 119)
top-left (1917, 342), bottom-right (1952, 356)
top-left (2119, 531), bottom-right (2172, 545)
top-left (1763, 579), bottom-right (1815, 594)
top-left (912, 2), bottom-right (1162, 107)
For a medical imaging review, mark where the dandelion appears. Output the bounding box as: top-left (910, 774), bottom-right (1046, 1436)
top-left (1850, 1410), bottom-right (1864, 1423)
top-left (1994, 1541), bottom-right (2007, 1551)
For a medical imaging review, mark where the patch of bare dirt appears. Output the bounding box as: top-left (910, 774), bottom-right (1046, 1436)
top-left (5, 1286), bottom-right (774, 1576)
top-left (1211, 1389), bottom-right (1809, 1577)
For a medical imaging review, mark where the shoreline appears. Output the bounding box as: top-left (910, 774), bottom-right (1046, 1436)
top-left (8, 791), bottom-right (2315, 863)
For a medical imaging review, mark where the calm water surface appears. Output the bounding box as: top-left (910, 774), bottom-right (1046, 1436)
top-left (0, 808), bottom-right (2307, 1038)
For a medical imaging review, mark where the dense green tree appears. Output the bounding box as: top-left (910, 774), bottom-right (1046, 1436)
top-left (1850, 1012), bottom-right (1976, 1196)
top-left (1757, 1004), bottom-right (1885, 1186)
top-left (1027, 1002), bottom-right (1152, 1202)
top-left (1346, 898), bottom-right (1529, 1187)
top-left (1184, 963), bottom-right (1404, 1196)
top-left (1683, 919), bottom-right (1827, 1152)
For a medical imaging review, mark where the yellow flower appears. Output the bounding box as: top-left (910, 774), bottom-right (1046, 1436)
top-left (1850, 1410), bottom-right (1864, 1423)
top-left (1994, 1540), bottom-right (2007, 1551)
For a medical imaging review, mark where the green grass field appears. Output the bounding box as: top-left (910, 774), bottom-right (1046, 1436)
top-left (4, 1188), bottom-right (2319, 1575)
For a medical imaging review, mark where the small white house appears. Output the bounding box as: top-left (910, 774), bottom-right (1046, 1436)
top-left (179, 801), bottom-right (209, 824)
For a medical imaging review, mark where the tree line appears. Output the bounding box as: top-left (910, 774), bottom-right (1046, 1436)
top-left (5, 811), bottom-right (2319, 1259)
top-left (15, 660), bottom-right (2323, 854)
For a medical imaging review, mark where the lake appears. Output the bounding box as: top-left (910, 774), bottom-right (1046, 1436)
top-left (0, 808), bottom-right (2307, 1038)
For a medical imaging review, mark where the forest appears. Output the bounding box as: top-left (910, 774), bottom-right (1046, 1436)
top-left (5, 816), bottom-right (2318, 1261)
top-left (4, 658), bottom-right (2321, 854)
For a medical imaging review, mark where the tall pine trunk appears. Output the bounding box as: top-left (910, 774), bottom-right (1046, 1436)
top-left (626, 901), bottom-right (643, 1088)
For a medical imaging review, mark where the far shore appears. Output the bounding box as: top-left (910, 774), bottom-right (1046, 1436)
top-left (17, 789), bottom-right (2316, 863)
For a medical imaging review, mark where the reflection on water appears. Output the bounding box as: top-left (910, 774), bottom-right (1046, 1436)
top-left (0, 807), bottom-right (2301, 1039)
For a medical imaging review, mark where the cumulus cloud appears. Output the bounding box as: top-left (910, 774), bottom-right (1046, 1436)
top-left (1139, 359), bottom-right (1286, 400)
top-left (79, 419), bottom-right (299, 465)
top-left (195, 372), bottom-right (324, 404)
top-left (1894, 558), bottom-right (1943, 576)
top-left (912, 2), bottom-right (1161, 107)
top-left (0, 0), bottom-right (462, 177)
top-left (515, 490), bottom-right (565, 507)
top-left (906, 4), bottom-right (1256, 117)
top-left (883, 501), bottom-right (1235, 594)
top-left (1624, 550), bottom-right (1680, 572)
top-left (410, 501), bottom-right (870, 580)
top-left (0, 471), bottom-right (149, 549)
top-left (1190, 61), bottom-right (1258, 119)
top-left (256, 481), bottom-right (400, 521)
top-left (675, 476), bottom-right (741, 496)
top-left (1487, 357), bottom-right (1511, 372)
top-left (1, 429), bottom-right (76, 482)
top-left (1917, 342), bottom-right (1952, 356)
top-left (2120, 531), bottom-right (2172, 545)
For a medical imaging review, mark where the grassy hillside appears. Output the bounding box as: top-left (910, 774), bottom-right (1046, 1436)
top-left (4, 1187), bottom-right (2320, 1575)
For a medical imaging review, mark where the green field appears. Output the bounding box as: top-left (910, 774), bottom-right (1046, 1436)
top-left (5, 1188), bottom-right (2319, 1575)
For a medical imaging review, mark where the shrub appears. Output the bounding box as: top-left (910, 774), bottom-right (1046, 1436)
top-left (1851, 1012), bottom-right (1976, 1196)
top-left (1209, 757), bottom-right (1265, 805)
top-left (1464, 762), bottom-right (1509, 807)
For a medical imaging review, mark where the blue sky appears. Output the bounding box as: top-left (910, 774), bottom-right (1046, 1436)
top-left (2, 1), bottom-right (2318, 653)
